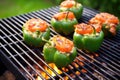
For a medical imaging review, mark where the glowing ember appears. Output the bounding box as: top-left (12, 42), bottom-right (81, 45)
top-left (59, 76), bottom-right (69, 80)
top-left (64, 76), bottom-right (69, 80)
top-left (74, 56), bottom-right (84, 66)
top-left (70, 74), bottom-right (76, 78)
top-left (79, 62), bottom-right (84, 66)
top-left (95, 53), bottom-right (99, 57)
top-left (68, 65), bottom-right (73, 69)
top-left (75, 71), bottom-right (80, 75)
top-left (81, 69), bottom-right (87, 73)
top-left (77, 56), bottom-right (85, 61)
top-left (72, 63), bottom-right (79, 68)
top-left (90, 55), bottom-right (94, 59)
top-left (21, 55), bottom-right (93, 80)
top-left (62, 67), bottom-right (68, 72)
top-left (89, 53), bottom-right (99, 62)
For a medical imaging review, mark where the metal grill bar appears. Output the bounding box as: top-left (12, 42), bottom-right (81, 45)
top-left (0, 22), bottom-right (49, 80)
top-left (98, 49), bottom-right (120, 68)
top-left (11, 14), bottom-right (74, 80)
top-left (49, 32), bottom-right (99, 80)
top-left (100, 44), bottom-right (120, 60)
top-left (24, 9), bottom-right (107, 80)
top-left (78, 50), bottom-right (119, 80)
top-left (5, 11), bottom-right (76, 80)
top-left (2, 18), bottom-right (66, 80)
top-left (15, 11), bottom-right (85, 80)
top-left (45, 6), bottom-right (120, 79)
top-left (100, 42), bottom-right (120, 60)
top-left (18, 9), bottom-right (119, 78)
top-left (0, 6), bottom-right (120, 80)
top-left (29, 10), bottom-right (111, 80)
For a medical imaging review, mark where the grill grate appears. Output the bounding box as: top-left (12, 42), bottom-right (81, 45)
top-left (0, 6), bottom-right (120, 80)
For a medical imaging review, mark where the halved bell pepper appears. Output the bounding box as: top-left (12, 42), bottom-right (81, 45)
top-left (23, 18), bottom-right (50, 47)
top-left (43, 35), bottom-right (77, 68)
top-left (73, 23), bottom-right (104, 52)
top-left (89, 13), bottom-right (120, 37)
top-left (60, 0), bottom-right (83, 19)
top-left (51, 12), bottom-right (78, 35)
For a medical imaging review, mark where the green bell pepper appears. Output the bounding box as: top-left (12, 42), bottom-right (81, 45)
top-left (51, 12), bottom-right (78, 35)
top-left (43, 35), bottom-right (77, 68)
top-left (73, 23), bottom-right (104, 52)
top-left (89, 13), bottom-right (120, 37)
top-left (102, 23), bottom-right (120, 37)
top-left (60, 0), bottom-right (83, 20)
top-left (23, 18), bottom-right (50, 47)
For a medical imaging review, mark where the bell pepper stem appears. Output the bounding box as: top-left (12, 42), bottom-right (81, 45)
top-left (75, 0), bottom-right (77, 7)
top-left (42, 37), bottom-right (51, 45)
top-left (66, 11), bottom-right (69, 20)
top-left (36, 30), bottom-right (40, 34)
top-left (91, 25), bottom-right (96, 34)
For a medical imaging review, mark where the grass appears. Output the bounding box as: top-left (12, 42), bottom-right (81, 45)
top-left (0, 0), bottom-right (55, 18)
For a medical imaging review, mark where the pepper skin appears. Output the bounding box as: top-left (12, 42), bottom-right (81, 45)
top-left (23, 18), bottom-right (50, 47)
top-left (73, 23), bottom-right (104, 52)
top-left (60, 0), bottom-right (83, 19)
top-left (51, 12), bottom-right (78, 35)
top-left (43, 35), bottom-right (77, 68)
top-left (89, 13), bottom-right (120, 37)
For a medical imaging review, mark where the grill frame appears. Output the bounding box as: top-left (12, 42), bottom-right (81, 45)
top-left (0, 6), bottom-right (120, 80)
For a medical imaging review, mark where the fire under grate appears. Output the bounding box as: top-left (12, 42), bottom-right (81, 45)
top-left (0, 6), bottom-right (120, 80)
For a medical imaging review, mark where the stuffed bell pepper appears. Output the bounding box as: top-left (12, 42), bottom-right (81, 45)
top-left (60, 0), bottom-right (83, 19)
top-left (43, 35), bottom-right (77, 68)
top-left (73, 23), bottom-right (104, 52)
top-left (51, 11), bottom-right (78, 35)
top-left (89, 13), bottom-right (120, 37)
top-left (23, 18), bottom-right (50, 47)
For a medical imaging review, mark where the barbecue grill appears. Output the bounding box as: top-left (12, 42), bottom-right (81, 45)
top-left (0, 6), bottom-right (120, 80)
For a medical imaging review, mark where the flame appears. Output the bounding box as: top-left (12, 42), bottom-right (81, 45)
top-left (37, 63), bottom-right (62, 80)
top-left (36, 76), bottom-right (41, 80)
top-left (21, 54), bottom-right (99, 80)
top-left (49, 63), bottom-right (62, 73)
top-left (30, 55), bottom-right (92, 80)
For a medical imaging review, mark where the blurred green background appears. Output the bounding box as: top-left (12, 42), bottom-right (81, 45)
top-left (0, 0), bottom-right (55, 18)
top-left (0, 0), bottom-right (120, 19)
